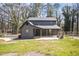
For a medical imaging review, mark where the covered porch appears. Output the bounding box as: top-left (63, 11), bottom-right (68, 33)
top-left (33, 25), bottom-right (61, 39)
top-left (33, 29), bottom-right (60, 37)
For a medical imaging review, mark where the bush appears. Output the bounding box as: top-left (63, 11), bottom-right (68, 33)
top-left (0, 33), bottom-right (4, 37)
top-left (0, 34), bottom-right (3, 37)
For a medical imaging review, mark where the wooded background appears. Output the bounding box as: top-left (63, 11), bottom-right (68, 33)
top-left (0, 3), bottom-right (79, 36)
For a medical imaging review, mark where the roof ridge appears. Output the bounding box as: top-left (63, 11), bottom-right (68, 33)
top-left (27, 17), bottom-right (57, 21)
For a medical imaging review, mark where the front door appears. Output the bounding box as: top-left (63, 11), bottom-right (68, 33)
top-left (33, 29), bottom-right (40, 36)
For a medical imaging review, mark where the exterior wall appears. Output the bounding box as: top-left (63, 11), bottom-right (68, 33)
top-left (20, 24), bottom-right (34, 39)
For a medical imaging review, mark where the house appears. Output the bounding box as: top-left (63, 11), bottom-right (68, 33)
top-left (20, 17), bottom-right (61, 39)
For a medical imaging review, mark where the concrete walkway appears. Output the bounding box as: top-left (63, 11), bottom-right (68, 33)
top-left (24, 52), bottom-right (44, 56)
top-left (0, 38), bottom-right (12, 41)
top-left (35, 36), bottom-right (59, 40)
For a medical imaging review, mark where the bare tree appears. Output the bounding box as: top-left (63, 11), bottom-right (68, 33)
top-left (0, 3), bottom-right (30, 34)
top-left (29, 3), bottom-right (42, 17)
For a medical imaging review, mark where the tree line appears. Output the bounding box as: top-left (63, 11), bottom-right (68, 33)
top-left (62, 4), bottom-right (79, 35)
top-left (0, 3), bottom-right (60, 34)
top-left (0, 3), bottom-right (79, 36)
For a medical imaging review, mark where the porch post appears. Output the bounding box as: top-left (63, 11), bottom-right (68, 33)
top-left (49, 29), bottom-right (51, 36)
top-left (40, 29), bottom-right (42, 36)
top-left (46, 29), bottom-right (48, 36)
top-left (45, 29), bottom-right (47, 36)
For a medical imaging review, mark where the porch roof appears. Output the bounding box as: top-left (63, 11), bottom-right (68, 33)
top-left (34, 25), bottom-right (61, 29)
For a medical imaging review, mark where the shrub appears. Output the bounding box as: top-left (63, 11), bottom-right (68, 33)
top-left (0, 34), bottom-right (4, 37)
top-left (0, 34), bottom-right (3, 37)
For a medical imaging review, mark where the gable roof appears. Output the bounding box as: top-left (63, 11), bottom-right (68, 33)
top-left (20, 17), bottom-right (61, 29)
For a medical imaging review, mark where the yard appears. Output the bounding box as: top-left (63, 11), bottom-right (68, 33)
top-left (0, 36), bottom-right (79, 56)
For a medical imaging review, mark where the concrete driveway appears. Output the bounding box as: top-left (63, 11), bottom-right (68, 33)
top-left (0, 34), bottom-right (19, 41)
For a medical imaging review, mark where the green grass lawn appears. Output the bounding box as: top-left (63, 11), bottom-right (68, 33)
top-left (0, 36), bottom-right (79, 56)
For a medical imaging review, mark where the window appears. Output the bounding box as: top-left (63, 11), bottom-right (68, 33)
top-left (26, 29), bottom-right (29, 32)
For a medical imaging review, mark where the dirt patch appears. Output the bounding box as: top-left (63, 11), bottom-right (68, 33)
top-left (1, 53), bottom-right (17, 56)
top-left (24, 51), bottom-right (45, 56)
top-left (0, 39), bottom-right (5, 43)
top-left (0, 41), bottom-right (16, 44)
top-left (1, 52), bottom-right (45, 56)
top-left (5, 41), bottom-right (16, 44)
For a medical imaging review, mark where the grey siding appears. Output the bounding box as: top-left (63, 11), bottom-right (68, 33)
top-left (21, 24), bottom-right (34, 39)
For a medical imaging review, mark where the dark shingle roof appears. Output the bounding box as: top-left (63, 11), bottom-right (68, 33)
top-left (29, 20), bottom-right (56, 25)
top-left (20, 17), bottom-right (61, 29)
top-left (34, 25), bottom-right (61, 29)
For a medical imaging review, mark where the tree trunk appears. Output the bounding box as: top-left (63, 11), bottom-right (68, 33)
top-left (76, 13), bottom-right (79, 35)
